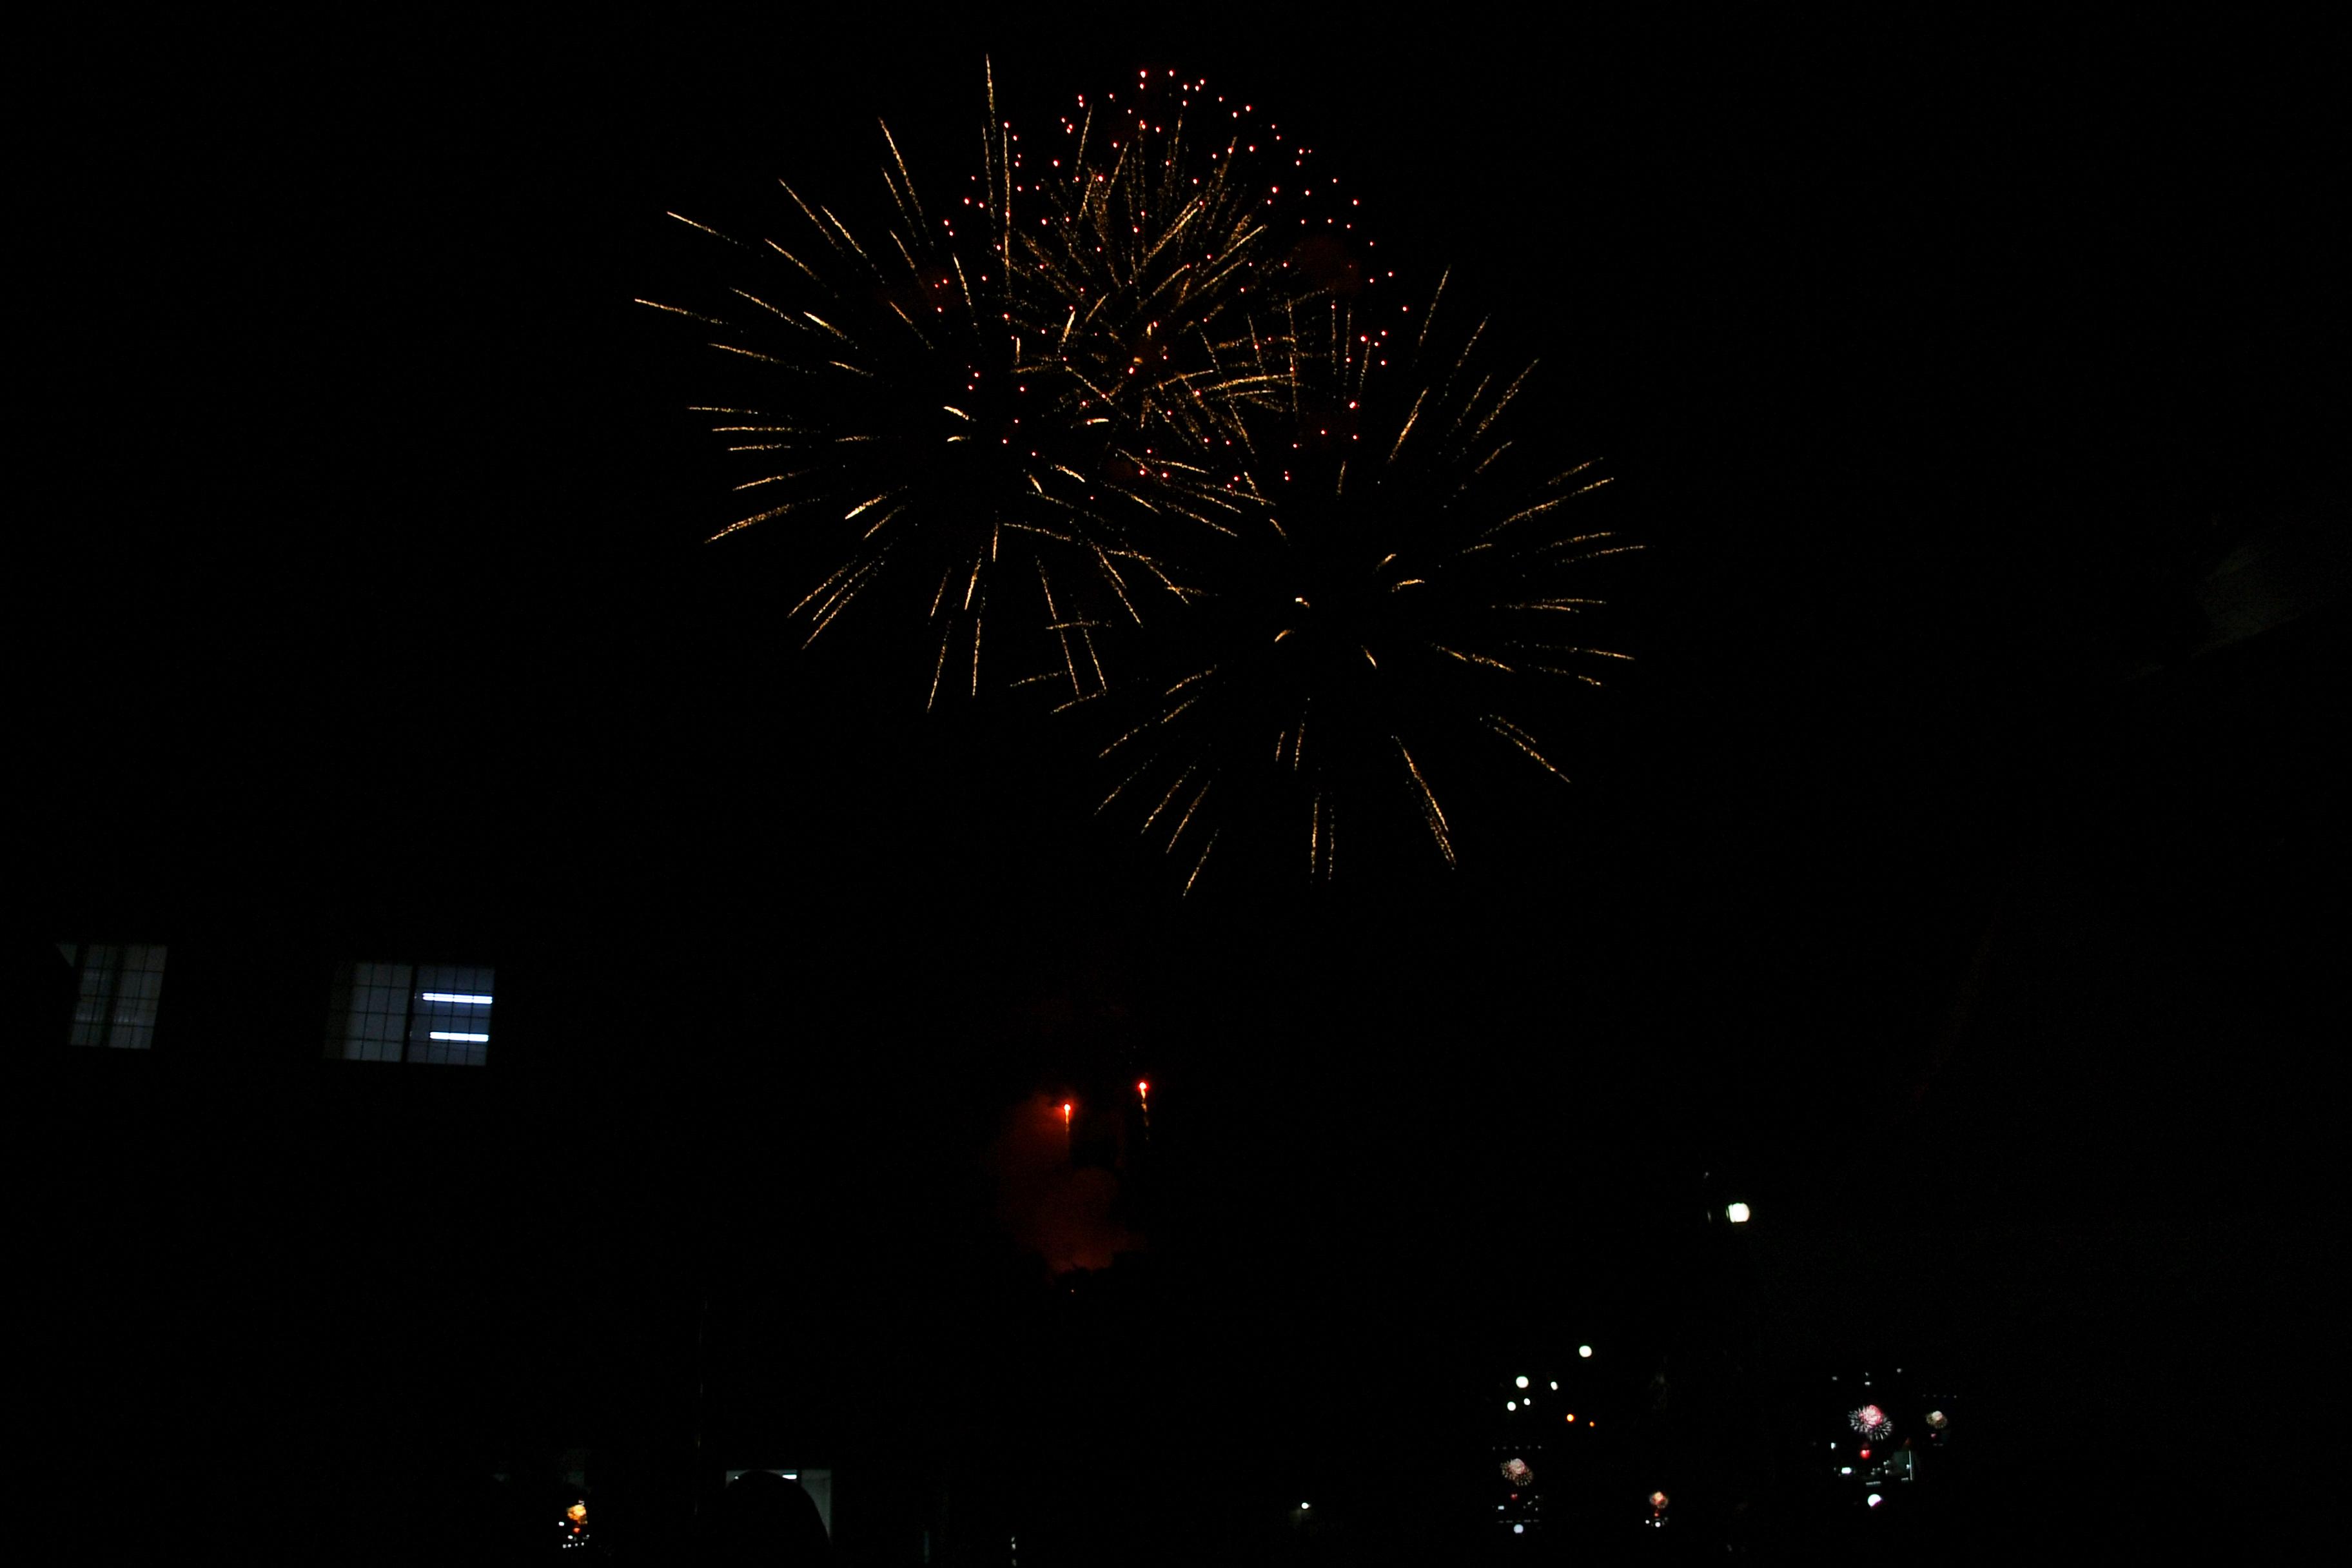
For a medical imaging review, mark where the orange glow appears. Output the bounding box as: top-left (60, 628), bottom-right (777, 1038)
top-left (1061, 1101), bottom-right (1073, 1122)
top-left (1136, 1080), bottom-right (1150, 1095)
top-left (1563, 1412), bottom-right (1574, 1422)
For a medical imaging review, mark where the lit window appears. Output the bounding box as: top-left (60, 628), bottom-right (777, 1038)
top-left (61, 943), bottom-right (169, 1049)
top-left (326, 961), bottom-right (495, 1065)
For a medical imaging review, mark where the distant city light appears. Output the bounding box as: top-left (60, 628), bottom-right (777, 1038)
top-left (1506, 1400), bottom-right (1517, 1411)
top-left (1564, 1412), bottom-right (1575, 1422)
top-left (428, 1032), bottom-right (489, 1043)
top-left (1578, 1345), bottom-right (1592, 1358)
top-left (1298, 1502), bottom-right (1310, 1511)
top-left (1840, 1467), bottom-right (1853, 1475)
top-left (1549, 1381), bottom-right (1558, 1390)
top-left (420, 992), bottom-right (493, 1004)
top-left (1867, 1494), bottom-right (1883, 1509)
top-left (1512, 1524), bottom-right (1525, 1534)
top-left (1515, 1375), bottom-right (1529, 1388)
top-left (1726, 1202), bottom-right (1751, 1223)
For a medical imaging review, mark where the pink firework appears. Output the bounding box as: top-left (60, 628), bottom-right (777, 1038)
top-left (1849, 1403), bottom-right (1892, 1438)
top-left (1500, 1458), bottom-right (1534, 1486)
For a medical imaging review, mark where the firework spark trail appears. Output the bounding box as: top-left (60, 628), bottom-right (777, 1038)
top-left (1395, 739), bottom-right (1455, 867)
top-left (1480, 714), bottom-right (1569, 781)
top-left (1181, 828), bottom-right (1220, 894)
top-left (1071, 275), bottom-right (1636, 890)
top-left (647, 64), bottom-right (1368, 702)
top-left (652, 64), bottom-right (1634, 892)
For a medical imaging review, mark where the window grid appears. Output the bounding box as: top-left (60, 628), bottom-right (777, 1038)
top-left (63, 942), bottom-right (169, 1049)
top-left (326, 961), bottom-right (494, 1066)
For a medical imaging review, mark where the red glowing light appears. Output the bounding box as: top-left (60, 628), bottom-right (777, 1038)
top-left (1137, 1080), bottom-right (1150, 1095)
top-left (1061, 1101), bottom-right (1073, 1122)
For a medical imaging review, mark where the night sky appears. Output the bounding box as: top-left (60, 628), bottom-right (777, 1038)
top-left (28, 10), bottom-right (2341, 1559)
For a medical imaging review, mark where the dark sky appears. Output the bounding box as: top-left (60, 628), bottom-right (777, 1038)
top-left (38, 12), bottom-right (2333, 1045)
top-left (27, 9), bottom-right (2341, 1549)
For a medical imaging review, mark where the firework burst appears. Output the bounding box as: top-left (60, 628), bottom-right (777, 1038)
top-left (1081, 272), bottom-right (1636, 890)
top-left (641, 64), bottom-right (1371, 708)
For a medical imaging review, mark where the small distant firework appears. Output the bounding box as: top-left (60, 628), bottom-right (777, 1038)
top-left (1848, 1403), bottom-right (1892, 1440)
top-left (1501, 1457), bottom-right (1534, 1485)
top-left (1080, 271), bottom-right (1634, 889)
top-left (643, 65), bottom-right (1365, 707)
